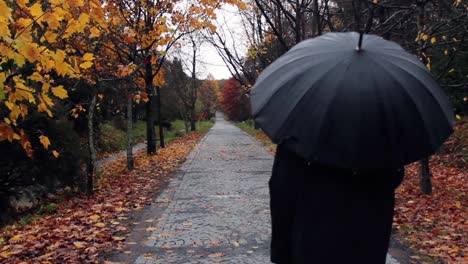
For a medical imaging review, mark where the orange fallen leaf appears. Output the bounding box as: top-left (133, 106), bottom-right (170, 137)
top-left (8, 235), bottom-right (22, 243)
top-left (73, 241), bottom-right (86, 249)
top-left (208, 252), bottom-right (225, 258)
top-left (95, 222), bottom-right (106, 227)
top-left (89, 214), bottom-right (100, 220)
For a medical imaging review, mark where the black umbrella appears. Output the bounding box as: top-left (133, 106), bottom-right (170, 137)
top-left (250, 32), bottom-right (454, 170)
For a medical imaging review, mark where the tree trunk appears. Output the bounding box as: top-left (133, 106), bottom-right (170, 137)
top-left (156, 86), bottom-right (165, 148)
top-left (126, 94), bottom-right (134, 170)
top-left (419, 157), bottom-right (432, 194)
top-left (180, 108), bottom-right (189, 133)
top-left (145, 55), bottom-right (156, 155)
top-left (313, 0), bottom-right (322, 36)
top-left (416, 1), bottom-right (432, 195)
top-left (190, 37), bottom-right (197, 132)
top-left (190, 108), bottom-right (196, 131)
top-left (86, 88), bottom-right (98, 196)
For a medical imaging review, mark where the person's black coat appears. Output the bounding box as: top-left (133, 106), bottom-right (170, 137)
top-left (269, 144), bottom-right (404, 264)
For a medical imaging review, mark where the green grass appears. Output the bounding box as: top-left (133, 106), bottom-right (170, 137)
top-left (164, 120), bottom-right (214, 143)
top-left (98, 119), bottom-right (214, 155)
top-left (235, 119), bottom-right (276, 152)
top-left (132, 121), bottom-right (147, 143)
top-left (236, 119), bottom-right (258, 136)
top-left (98, 122), bottom-right (127, 153)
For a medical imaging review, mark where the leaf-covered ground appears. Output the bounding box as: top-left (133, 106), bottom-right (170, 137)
top-left (394, 159), bottom-right (467, 264)
top-left (237, 121), bottom-right (467, 264)
top-left (0, 133), bottom-right (203, 263)
top-left (393, 120), bottom-right (467, 264)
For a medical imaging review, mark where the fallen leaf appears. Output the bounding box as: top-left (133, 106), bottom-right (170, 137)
top-left (8, 235), bottom-right (22, 243)
top-left (73, 241), bottom-right (86, 249)
top-left (95, 222), bottom-right (106, 227)
top-left (89, 214), bottom-right (100, 220)
top-left (208, 252), bottom-right (225, 258)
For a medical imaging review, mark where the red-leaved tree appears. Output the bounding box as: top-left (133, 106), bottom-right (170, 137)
top-left (221, 78), bottom-right (251, 121)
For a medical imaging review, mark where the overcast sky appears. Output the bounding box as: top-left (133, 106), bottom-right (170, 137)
top-left (175, 5), bottom-right (246, 80)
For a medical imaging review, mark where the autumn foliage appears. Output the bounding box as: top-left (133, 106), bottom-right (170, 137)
top-left (198, 75), bottom-right (220, 119)
top-left (0, 0), bottom-right (105, 157)
top-left (0, 132), bottom-right (203, 262)
top-left (220, 78), bottom-right (251, 121)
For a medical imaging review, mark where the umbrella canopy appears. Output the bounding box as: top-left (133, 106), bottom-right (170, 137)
top-left (250, 32), bottom-right (454, 170)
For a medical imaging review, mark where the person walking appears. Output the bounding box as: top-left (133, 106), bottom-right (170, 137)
top-left (250, 32), bottom-right (454, 264)
top-left (270, 144), bottom-right (403, 263)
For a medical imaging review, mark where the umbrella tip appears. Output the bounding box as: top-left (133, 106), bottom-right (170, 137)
top-left (356, 31), bottom-right (364, 51)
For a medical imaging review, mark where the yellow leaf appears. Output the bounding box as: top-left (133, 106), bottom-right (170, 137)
top-left (146, 226), bottom-right (159, 232)
top-left (8, 235), bottom-right (22, 243)
top-left (97, 93), bottom-right (104, 99)
top-left (426, 63), bottom-right (431, 71)
top-left (21, 43), bottom-right (40, 62)
top-left (0, 22), bottom-right (10, 38)
top-left (373, 0), bottom-right (378, 3)
top-left (89, 26), bottom-right (100, 38)
top-left (0, 0), bottom-right (12, 19)
top-left (73, 241), bottom-right (86, 249)
top-left (53, 50), bottom-right (69, 76)
top-left (51, 85), bottom-right (68, 99)
top-left (42, 94), bottom-right (54, 107)
top-left (52, 150), bottom-right (59, 158)
top-left (444, 50), bottom-right (449, 55)
top-left (89, 214), bottom-right (100, 220)
top-left (208, 252), bottom-right (224, 258)
top-left (43, 12), bottom-right (60, 30)
top-left (78, 13), bottom-right (90, 31)
top-left (456, 114), bottom-right (461, 120)
top-left (38, 102), bottom-right (52, 117)
top-left (39, 135), bottom-right (51, 149)
top-left (95, 222), bottom-right (106, 227)
top-left (79, 61), bottom-right (93, 69)
top-left (83, 53), bottom-right (95, 61)
top-left (0, 250), bottom-right (21, 258)
top-left (16, 0), bottom-right (28, 9)
top-left (29, 3), bottom-right (43, 19)
top-left (430, 37), bottom-right (436, 44)
top-left (10, 105), bottom-right (21, 121)
top-left (421, 34), bottom-right (428, 41)
top-left (44, 31), bottom-right (58, 43)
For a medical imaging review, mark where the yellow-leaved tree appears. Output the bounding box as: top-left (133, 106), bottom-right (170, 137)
top-left (106, 0), bottom-right (247, 154)
top-left (0, 0), bottom-right (105, 157)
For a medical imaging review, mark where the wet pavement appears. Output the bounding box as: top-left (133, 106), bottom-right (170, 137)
top-left (107, 113), bottom-right (401, 264)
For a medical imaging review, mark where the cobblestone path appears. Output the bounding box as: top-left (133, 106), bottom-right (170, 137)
top-left (109, 113), bottom-right (401, 264)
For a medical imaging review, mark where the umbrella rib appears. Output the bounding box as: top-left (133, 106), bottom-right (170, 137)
top-left (275, 58), bottom-right (354, 148)
top-left (253, 52), bottom-right (346, 118)
top-left (252, 50), bottom-right (345, 105)
top-left (365, 55), bottom-right (439, 150)
top-left (378, 53), bottom-right (454, 122)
